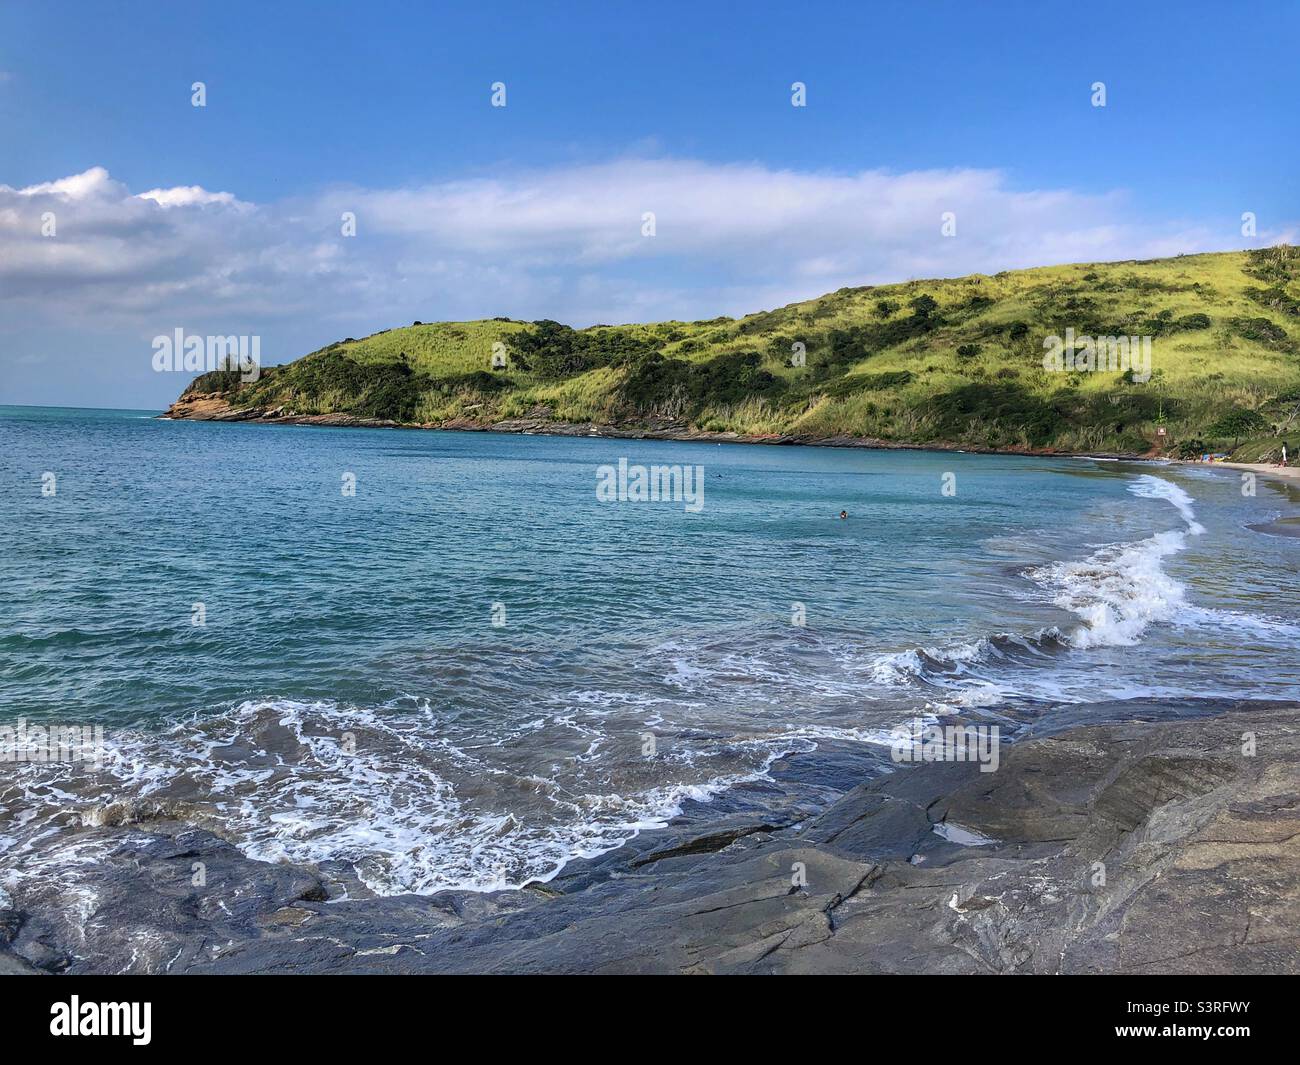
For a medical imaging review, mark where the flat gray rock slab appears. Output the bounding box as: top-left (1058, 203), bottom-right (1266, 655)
top-left (3, 702), bottom-right (1297, 974)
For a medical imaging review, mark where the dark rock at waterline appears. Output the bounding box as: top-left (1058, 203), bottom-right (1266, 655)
top-left (3, 700), bottom-right (1298, 974)
top-left (1, 828), bottom-right (333, 974)
top-left (1249, 517), bottom-right (1300, 538)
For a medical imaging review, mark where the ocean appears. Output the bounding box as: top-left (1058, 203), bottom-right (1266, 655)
top-left (3, 405), bottom-right (1299, 899)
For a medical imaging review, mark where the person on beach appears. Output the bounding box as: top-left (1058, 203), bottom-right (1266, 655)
top-left (1282, 442), bottom-right (1289, 467)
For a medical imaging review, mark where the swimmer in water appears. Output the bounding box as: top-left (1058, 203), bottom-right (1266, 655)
top-left (839, 510), bottom-right (848, 520)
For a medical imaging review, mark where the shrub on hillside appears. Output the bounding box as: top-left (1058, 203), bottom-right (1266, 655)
top-left (507, 320), bottom-right (661, 377)
top-left (429, 370), bottom-right (510, 396)
top-left (618, 353), bottom-right (692, 414)
top-left (1245, 285), bottom-right (1300, 316)
top-left (924, 382), bottom-right (1063, 446)
top-left (247, 351), bottom-right (433, 420)
top-left (812, 371), bottom-right (914, 399)
top-left (689, 350), bottom-right (784, 406)
top-left (186, 368), bottom-right (243, 395)
top-left (1244, 245), bottom-right (1298, 285)
top-left (617, 350), bottom-right (784, 416)
top-left (1229, 317), bottom-right (1290, 346)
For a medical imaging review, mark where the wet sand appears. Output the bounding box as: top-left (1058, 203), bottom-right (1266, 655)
top-left (1176, 460), bottom-right (1300, 536)
top-left (1213, 460), bottom-right (1300, 485)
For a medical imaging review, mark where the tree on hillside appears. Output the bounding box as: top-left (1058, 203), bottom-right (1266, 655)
top-left (1208, 408), bottom-right (1267, 450)
top-left (909, 295), bottom-right (938, 319)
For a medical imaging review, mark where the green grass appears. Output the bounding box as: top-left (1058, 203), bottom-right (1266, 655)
top-left (186, 247), bottom-right (1300, 458)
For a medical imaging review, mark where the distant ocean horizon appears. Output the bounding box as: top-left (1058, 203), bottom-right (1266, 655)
top-left (3, 404), bottom-right (1299, 901)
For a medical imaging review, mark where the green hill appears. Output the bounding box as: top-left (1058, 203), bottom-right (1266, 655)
top-left (174, 246), bottom-right (1300, 460)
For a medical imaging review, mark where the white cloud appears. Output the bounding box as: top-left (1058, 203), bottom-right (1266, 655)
top-left (136, 186), bottom-right (243, 208)
top-left (0, 159), bottom-right (1269, 341)
top-left (16, 166), bottom-right (117, 200)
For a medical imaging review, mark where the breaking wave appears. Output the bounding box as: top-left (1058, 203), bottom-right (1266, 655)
top-left (869, 473), bottom-right (1206, 695)
top-left (1028, 475), bottom-right (1203, 648)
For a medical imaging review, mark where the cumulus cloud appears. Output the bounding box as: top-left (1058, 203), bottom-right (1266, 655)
top-left (136, 186), bottom-right (243, 209)
top-left (0, 158), bottom-right (1267, 339)
top-left (13, 166), bottom-right (119, 199)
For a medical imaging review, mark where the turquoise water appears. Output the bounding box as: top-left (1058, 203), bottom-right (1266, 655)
top-left (3, 405), bottom-right (1299, 894)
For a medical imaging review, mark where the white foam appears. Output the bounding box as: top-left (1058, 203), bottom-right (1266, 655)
top-left (1126, 474), bottom-right (1205, 536)
top-left (866, 630), bottom-right (1060, 689)
top-left (1029, 529), bottom-right (1189, 648)
top-left (1028, 475), bottom-right (1202, 648)
top-left (0, 697), bottom-right (800, 899)
top-left (863, 473), bottom-right (1210, 707)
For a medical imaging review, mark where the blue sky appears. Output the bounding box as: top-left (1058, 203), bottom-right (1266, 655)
top-left (1, 0), bottom-right (1297, 408)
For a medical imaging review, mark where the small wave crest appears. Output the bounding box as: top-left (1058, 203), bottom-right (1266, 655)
top-left (869, 473), bottom-right (1208, 696)
top-left (1027, 529), bottom-right (1189, 648)
top-left (1126, 474), bottom-right (1206, 536)
top-left (1027, 474), bottom-right (1202, 648)
top-left (868, 630), bottom-right (1067, 687)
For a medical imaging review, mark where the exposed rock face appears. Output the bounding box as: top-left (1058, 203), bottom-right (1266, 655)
top-left (159, 391), bottom-right (802, 440)
top-left (161, 391), bottom-right (406, 429)
top-left (3, 702), bottom-right (1297, 974)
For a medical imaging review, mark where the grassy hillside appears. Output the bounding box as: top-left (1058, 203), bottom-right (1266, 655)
top-left (182, 247), bottom-right (1300, 459)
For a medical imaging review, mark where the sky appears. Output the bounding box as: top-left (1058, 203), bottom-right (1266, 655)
top-left (1, 0), bottom-right (1297, 409)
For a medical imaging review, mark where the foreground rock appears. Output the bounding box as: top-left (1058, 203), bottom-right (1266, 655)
top-left (3, 701), bottom-right (1297, 974)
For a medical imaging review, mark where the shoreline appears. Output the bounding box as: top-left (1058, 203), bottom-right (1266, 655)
top-left (4, 696), bottom-right (1298, 974)
top-left (1202, 459), bottom-right (1300, 486)
top-left (159, 392), bottom-right (1152, 461)
top-left (159, 398), bottom-right (1300, 493)
top-left (157, 395), bottom-right (1300, 477)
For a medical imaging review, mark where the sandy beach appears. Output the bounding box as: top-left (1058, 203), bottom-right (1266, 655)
top-left (1206, 461), bottom-right (1300, 485)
